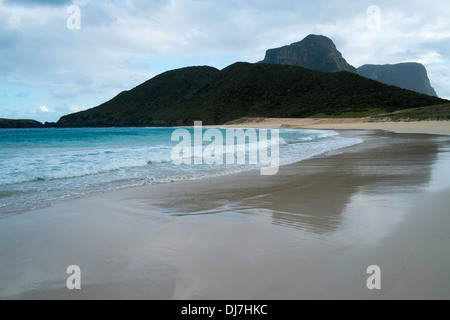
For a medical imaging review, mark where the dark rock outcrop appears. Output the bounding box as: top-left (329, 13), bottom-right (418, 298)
top-left (259, 34), bottom-right (357, 73)
top-left (357, 63), bottom-right (438, 97)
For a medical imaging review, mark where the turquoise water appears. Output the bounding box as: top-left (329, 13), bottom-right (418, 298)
top-left (0, 127), bottom-right (362, 217)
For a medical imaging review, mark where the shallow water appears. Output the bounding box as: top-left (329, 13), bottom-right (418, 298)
top-left (0, 127), bottom-right (361, 216)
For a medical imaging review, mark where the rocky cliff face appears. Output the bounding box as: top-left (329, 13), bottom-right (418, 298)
top-left (259, 34), bottom-right (357, 73)
top-left (357, 63), bottom-right (438, 97)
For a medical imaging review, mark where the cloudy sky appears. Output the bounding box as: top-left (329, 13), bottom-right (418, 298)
top-left (0, 0), bottom-right (449, 122)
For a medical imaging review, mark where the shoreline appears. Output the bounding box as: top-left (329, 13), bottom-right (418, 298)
top-left (0, 129), bottom-right (450, 299)
top-left (213, 118), bottom-right (450, 136)
top-left (1, 118), bottom-right (449, 136)
top-left (0, 127), bottom-right (362, 219)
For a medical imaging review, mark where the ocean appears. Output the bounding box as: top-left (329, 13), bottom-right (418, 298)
top-left (0, 127), bottom-right (362, 217)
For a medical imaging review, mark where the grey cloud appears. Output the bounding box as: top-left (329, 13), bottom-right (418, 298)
top-left (0, 24), bottom-right (20, 49)
top-left (420, 38), bottom-right (450, 58)
top-left (0, 64), bottom-right (12, 75)
top-left (77, 2), bottom-right (117, 27)
top-left (4, 0), bottom-right (72, 7)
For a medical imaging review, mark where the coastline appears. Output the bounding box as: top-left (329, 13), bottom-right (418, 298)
top-left (0, 128), bottom-right (449, 299)
top-left (215, 118), bottom-right (450, 135)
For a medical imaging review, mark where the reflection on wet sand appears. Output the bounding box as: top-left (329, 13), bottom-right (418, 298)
top-left (156, 131), bottom-right (440, 236)
top-left (264, 132), bottom-right (440, 234)
top-left (1, 131), bottom-right (449, 300)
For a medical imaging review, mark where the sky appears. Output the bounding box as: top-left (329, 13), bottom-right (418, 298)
top-left (0, 0), bottom-right (449, 123)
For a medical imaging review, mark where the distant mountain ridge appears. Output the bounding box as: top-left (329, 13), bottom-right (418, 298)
top-left (260, 34), bottom-right (438, 97)
top-left (259, 34), bottom-right (357, 73)
top-left (56, 62), bottom-right (446, 127)
top-left (357, 63), bottom-right (438, 97)
top-left (2, 34), bottom-right (446, 128)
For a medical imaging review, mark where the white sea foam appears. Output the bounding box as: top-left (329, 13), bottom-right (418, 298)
top-left (0, 128), bottom-right (363, 216)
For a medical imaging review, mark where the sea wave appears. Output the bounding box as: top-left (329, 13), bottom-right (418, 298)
top-left (0, 128), bottom-right (363, 216)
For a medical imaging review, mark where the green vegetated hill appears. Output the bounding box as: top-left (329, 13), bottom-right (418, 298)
top-left (0, 118), bottom-right (44, 128)
top-left (58, 66), bottom-right (220, 127)
top-left (57, 62), bottom-right (447, 127)
top-left (369, 103), bottom-right (450, 121)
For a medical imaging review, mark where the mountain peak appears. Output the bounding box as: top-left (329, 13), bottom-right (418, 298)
top-left (259, 34), bottom-right (357, 73)
top-left (357, 63), bottom-right (438, 97)
top-left (297, 34), bottom-right (336, 46)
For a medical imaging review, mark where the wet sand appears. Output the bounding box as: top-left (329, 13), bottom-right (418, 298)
top-left (0, 130), bottom-right (450, 300)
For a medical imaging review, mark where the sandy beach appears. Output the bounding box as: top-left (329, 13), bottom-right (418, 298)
top-left (0, 125), bottom-right (450, 300)
top-left (221, 117), bottom-right (450, 135)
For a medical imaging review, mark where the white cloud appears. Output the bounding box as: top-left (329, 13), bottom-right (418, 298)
top-left (67, 104), bottom-right (87, 112)
top-left (39, 105), bottom-right (50, 112)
